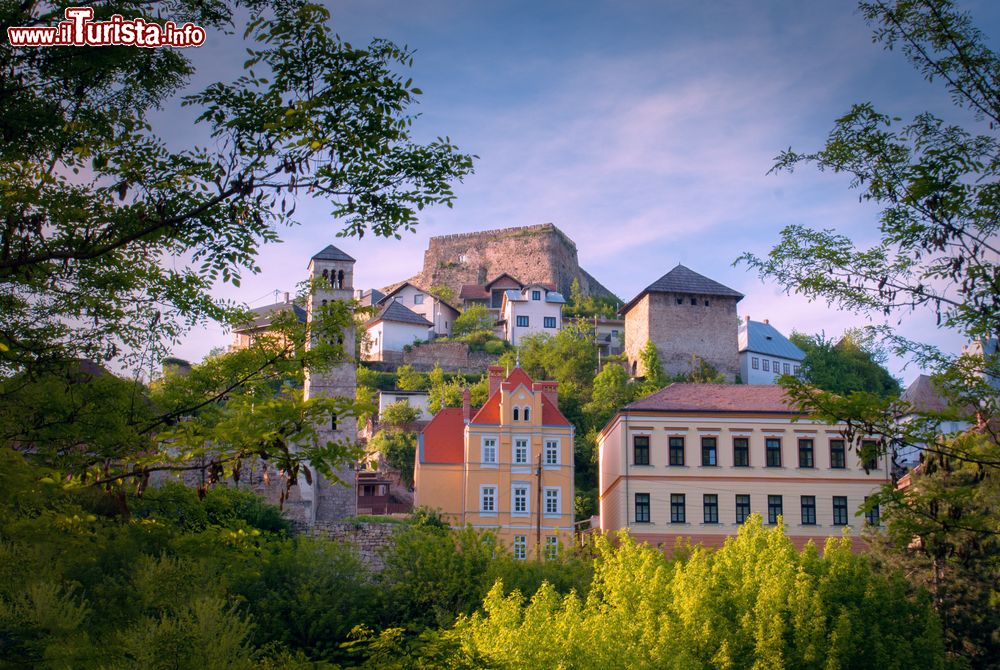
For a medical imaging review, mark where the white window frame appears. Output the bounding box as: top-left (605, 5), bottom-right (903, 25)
top-left (413, 293), bottom-right (424, 305)
top-left (513, 438), bottom-right (529, 465)
top-left (513, 534), bottom-right (527, 560)
top-left (544, 487), bottom-right (560, 517)
top-left (512, 482), bottom-right (530, 516)
top-left (544, 438), bottom-right (559, 466)
top-left (480, 485), bottom-right (497, 516)
top-left (481, 436), bottom-right (498, 467)
top-left (523, 406), bottom-right (531, 422)
top-left (544, 535), bottom-right (558, 560)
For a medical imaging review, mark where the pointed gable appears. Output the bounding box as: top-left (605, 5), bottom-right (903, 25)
top-left (420, 407), bottom-right (466, 463)
top-left (311, 244), bottom-right (355, 262)
top-left (470, 393), bottom-right (501, 424)
top-left (502, 367), bottom-right (534, 392)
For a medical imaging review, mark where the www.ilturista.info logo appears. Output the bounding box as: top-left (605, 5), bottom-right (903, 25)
top-left (7, 7), bottom-right (205, 47)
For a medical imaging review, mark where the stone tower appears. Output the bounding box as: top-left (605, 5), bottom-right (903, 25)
top-left (301, 244), bottom-right (358, 523)
top-left (622, 265), bottom-right (743, 382)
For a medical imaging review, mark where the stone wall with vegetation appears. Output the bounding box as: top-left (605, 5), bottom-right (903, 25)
top-left (304, 520), bottom-right (402, 571)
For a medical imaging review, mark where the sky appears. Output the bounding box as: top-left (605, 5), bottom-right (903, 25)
top-left (157, 0), bottom-right (1000, 385)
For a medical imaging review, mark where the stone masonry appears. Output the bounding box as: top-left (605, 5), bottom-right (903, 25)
top-left (388, 223), bottom-right (617, 300)
top-left (304, 521), bottom-right (402, 572)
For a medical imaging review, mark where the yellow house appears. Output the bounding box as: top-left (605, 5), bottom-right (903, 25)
top-left (597, 384), bottom-right (890, 551)
top-left (415, 366), bottom-right (575, 559)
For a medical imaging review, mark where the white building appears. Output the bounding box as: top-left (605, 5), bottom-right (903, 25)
top-left (378, 282), bottom-right (460, 338)
top-left (377, 389), bottom-right (431, 422)
top-left (363, 301), bottom-right (433, 361)
top-left (738, 318), bottom-right (805, 384)
top-left (498, 284), bottom-right (566, 345)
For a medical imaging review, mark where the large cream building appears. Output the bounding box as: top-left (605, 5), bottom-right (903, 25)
top-left (415, 366), bottom-right (575, 559)
top-left (597, 384), bottom-right (889, 550)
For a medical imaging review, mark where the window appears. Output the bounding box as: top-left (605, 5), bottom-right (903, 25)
top-left (833, 496), bottom-right (848, 525)
top-left (701, 437), bottom-right (717, 466)
top-left (865, 497), bottom-right (880, 526)
top-left (861, 440), bottom-right (879, 471)
top-left (414, 293), bottom-right (424, 305)
top-left (545, 439), bottom-right (559, 465)
top-left (783, 362), bottom-right (791, 374)
top-left (733, 438), bottom-right (749, 467)
top-left (752, 356), bottom-right (759, 370)
top-left (633, 435), bottom-right (650, 465)
top-left (482, 438), bottom-right (497, 465)
top-left (513, 534), bottom-right (526, 560)
top-left (676, 297), bottom-right (684, 305)
top-left (703, 494), bottom-right (718, 523)
top-left (773, 360), bottom-right (781, 374)
top-left (362, 484), bottom-right (376, 497)
top-left (704, 300), bottom-right (710, 306)
top-left (766, 438), bottom-right (781, 467)
top-left (480, 486), bottom-right (496, 514)
top-left (516, 315), bottom-right (529, 327)
top-left (635, 493), bottom-right (650, 523)
top-left (830, 440), bottom-right (846, 469)
top-left (543, 316), bottom-right (557, 329)
top-left (544, 488), bottom-right (560, 516)
top-left (669, 437), bottom-right (685, 466)
top-left (798, 438), bottom-right (814, 468)
top-left (767, 495), bottom-right (783, 524)
top-left (524, 407), bottom-right (531, 422)
top-left (762, 359), bottom-right (770, 372)
top-left (512, 485), bottom-right (529, 515)
top-left (671, 494), bottom-right (686, 523)
top-left (514, 438), bottom-right (528, 465)
top-left (531, 290), bottom-right (541, 300)
top-left (513, 407), bottom-right (519, 421)
top-left (801, 496), bottom-right (816, 525)
top-left (793, 365), bottom-right (801, 376)
top-left (545, 535), bottom-right (558, 560)
top-left (690, 297), bottom-right (697, 306)
top-left (736, 495), bottom-right (751, 523)
top-left (331, 415), bottom-right (338, 431)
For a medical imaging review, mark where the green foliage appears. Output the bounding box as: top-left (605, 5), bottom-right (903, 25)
top-left (562, 278), bottom-right (621, 319)
top-left (379, 400), bottom-right (421, 429)
top-left (455, 517), bottom-right (948, 669)
top-left (368, 430), bottom-right (417, 488)
top-left (637, 339), bottom-right (665, 393)
top-left (0, 0), bottom-right (474, 377)
top-left (396, 364), bottom-right (426, 391)
top-left (452, 304), bottom-right (496, 338)
top-left (584, 363), bottom-right (633, 429)
top-left (428, 285), bottom-right (457, 306)
top-left (791, 331), bottom-right (901, 397)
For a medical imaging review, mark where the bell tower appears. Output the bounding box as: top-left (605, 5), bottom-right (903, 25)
top-left (302, 243), bottom-right (358, 523)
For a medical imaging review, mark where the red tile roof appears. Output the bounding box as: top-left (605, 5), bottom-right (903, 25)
top-left (471, 393), bottom-right (500, 424)
top-left (626, 383), bottom-right (799, 414)
top-left (459, 284), bottom-right (490, 300)
top-left (502, 367), bottom-right (534, 391)
top-left (542, 394), bottom-right (571, 426)
top-left (421, 408), bottom-right (466, 463)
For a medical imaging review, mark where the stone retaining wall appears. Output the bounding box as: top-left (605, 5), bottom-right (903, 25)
top-left (303, 521), bottom-right (403, 571)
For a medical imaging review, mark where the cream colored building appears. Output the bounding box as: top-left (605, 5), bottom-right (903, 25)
top-left (498, 284), bottom-right (565, 345)
top-left (415, 366), bottom-right (575, 558)
top-left (598, 384), bottom-right (889, 550)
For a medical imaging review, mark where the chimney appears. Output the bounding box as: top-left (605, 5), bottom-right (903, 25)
top-left (533, 381), bottom-right (559, 407)
top-left (284, 291), bottom-right (290, 303)
top-left (764, 318), bottom-right (769, 325)
top-left (462, 388), bottom-right (471, 421)
top-left (488, 365), bottom-right (505, 397)
top-left (744, 315), bottom-right (750, 323)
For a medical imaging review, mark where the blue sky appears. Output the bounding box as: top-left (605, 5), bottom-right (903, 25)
top-left (161, 0), bottom-right (1000, 385)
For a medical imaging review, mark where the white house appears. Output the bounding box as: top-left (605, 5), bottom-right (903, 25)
top-left (738, 318), bottom-right (805, 384)
top-left (363, 301), bottom-right (433, 361)
top-left (377, 389), bottom-right (431, 422)
top-left (379, 282), bottom-right (460, 338)
top-left (498, 284), bottom-right (565, 345)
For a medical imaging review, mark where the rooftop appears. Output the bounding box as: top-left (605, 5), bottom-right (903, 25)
top-left (622, 264), bottom-right (743, 315)
top-left (311, 244), bottom-right (355, 263)
top-left (625, 383), bottom-right (799, 414)
top-left (739, 320), bottom-right (805, 360)
top-left (235, 300), bottom-right (307, 331)
top-left (367, 300), bottom-right (433, 328)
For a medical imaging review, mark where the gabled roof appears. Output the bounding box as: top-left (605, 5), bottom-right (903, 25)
top-left (485, 273), bottom-right (523, 289)
top-left (367, 300), bottom-right (433, 328)
top-left (625, 383), bottom-right (798, 414)
top-left (469, 367), bottom-right (571, 426)
top-left (235, 300), bottom-right (307, 331)
top-left (357, 289), bottom-right (385, 307)
top-left (739, 320), bottom-right (805, 360)
top-left (420, 408), bottom-right (465, 463)
top-left (541, 394), bottom-right (571, 426)
top-left (459, 284), bottom-right (490, 300)
top-left (311, 244), bottom-right (355, 262)
top-left (502, 367), bottom-right (534, 391)
top-left (470, 393), bottom-right (500, 424)
top-left (377, 282), bottom-right (461, 314)
top-left (621, 265), bottom-right (743, 315)
top-left (900, 375), bottom-right (951, 414)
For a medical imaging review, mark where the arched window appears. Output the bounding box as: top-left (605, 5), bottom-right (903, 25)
top-left (337, 269), bottom-right (345, 288)
top-left (524, 407), bottom-right (531, 422)
top-left (321, 299), bottom-right (328, 307)
top-left (322, 269), bottom-right (329, 280)
top-left (513, 407), bottom-right (519, 421)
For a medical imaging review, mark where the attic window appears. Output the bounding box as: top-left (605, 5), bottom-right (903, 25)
top-left (676, 297), bottom-right (683, 305)
top-left (690, 298), bottom-right (697, 306)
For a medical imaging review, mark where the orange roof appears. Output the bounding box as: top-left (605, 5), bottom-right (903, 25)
top-left (471, 393), bottom-right (500, 424)
top-left (502, 367), bottom-right (533, 391)
top-left (541, 394), bottom-right (571, 426)
top-left (420, 408), bottom-right (465, 463)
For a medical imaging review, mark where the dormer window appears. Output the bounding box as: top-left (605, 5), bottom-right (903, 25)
top-left (531, 290), bottom-right (541, 301)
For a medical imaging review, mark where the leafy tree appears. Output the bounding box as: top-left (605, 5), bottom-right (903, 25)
top-left (368, 430), bottom-right (417, 488)
top-left (454, 517), bottom-right (947, 669)
top-left (379, 400), bottom-right (420, 429)
top-left (584, 363), bottom-right (632, 430)
top-left (636, 340), bottom-right (665, 393)
top-left (790, 331), bottom-right (901, 397)
top-left (428, 285), bottom-right (457, 306)
top-left (562, 278), bottom-right (620, 319)
top-left (396, 364), bottom-right (427, 391)
top-left (452, 304), bottom-right (495, 337)
top-left (738, 1), bottom-right (999, 662)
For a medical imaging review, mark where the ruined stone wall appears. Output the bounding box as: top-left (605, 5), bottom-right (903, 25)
top-left (396, 224), bottom-right (616, 300)
top-left (304, 521), bottom-right (402, 571)
top-left (634, 292), bottom-right (740, 381)
top-left (401, 341), bottom-right (497, 372)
